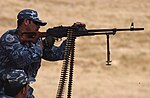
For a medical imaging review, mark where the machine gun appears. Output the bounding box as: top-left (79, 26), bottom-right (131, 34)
top-left (19, 22), bottom-right (144, 98)
top-left (19, 22), bottom-right (144, 65)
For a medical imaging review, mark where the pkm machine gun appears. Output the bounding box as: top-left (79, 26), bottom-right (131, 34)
top-left (19, 22), bottom-right (144, 98)
top-left (19, 22), bottom-right (144, 65)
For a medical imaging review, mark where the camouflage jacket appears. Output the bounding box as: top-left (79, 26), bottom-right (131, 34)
top-left (0, 29), bottom-right (66, 78)
top-left (0, 95), bottom-right (14, 98)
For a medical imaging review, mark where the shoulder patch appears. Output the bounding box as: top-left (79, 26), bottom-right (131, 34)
top-left (5, 34), bottom-right (15, 43)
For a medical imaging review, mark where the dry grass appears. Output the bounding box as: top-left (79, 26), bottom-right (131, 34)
top-left (0, 0), bottom-right (150, 98)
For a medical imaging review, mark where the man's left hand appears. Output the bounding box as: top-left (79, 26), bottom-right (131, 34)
top-left (72, 22), bottom-right (86, 27)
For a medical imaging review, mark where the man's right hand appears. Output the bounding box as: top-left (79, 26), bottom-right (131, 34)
top-left (42, 36), bottom-right (55, 48)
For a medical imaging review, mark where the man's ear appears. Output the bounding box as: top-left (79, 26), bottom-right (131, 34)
top-left (22, 85), bottom-right (29, 95)
top-left (24, 19), bottom-right (30, 25)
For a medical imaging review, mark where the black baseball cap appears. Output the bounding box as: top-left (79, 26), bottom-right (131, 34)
top-left (3, 69), bottom-right (35, 97)
top-left (17, 9), bottom-right (47, 26)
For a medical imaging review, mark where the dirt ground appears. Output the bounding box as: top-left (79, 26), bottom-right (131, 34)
top-left (0, 0), bottom-right (150, 98)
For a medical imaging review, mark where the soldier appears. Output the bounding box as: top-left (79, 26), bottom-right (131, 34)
top-left (2, 69), bottom-right (35, 98)
top-left (0, 9), bottom-right (85, 98)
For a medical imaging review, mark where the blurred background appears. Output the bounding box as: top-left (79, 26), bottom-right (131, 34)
top-left (0, 0), bottom-right (150, 98)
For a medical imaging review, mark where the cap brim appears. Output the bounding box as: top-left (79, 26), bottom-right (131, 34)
top-left (33, 18), bottom-right (47, 26)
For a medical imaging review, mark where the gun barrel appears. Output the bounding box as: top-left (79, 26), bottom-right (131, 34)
top-left (75, 32), bottom-right (116, 37)
top-left (87, 27), bottom-right (144, 32)
top-left (130, 28), bottom-right (144, 31)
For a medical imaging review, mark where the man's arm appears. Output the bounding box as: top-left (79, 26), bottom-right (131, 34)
top-left (41, 22), bottom-right (85, 61)
top-left (42, 40), bottom-right (66, 61)
top-left (0, 32), bottom-right (43, 67)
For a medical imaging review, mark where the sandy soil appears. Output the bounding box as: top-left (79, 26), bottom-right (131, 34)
top-left (0, 0), bottom-right (150, 98)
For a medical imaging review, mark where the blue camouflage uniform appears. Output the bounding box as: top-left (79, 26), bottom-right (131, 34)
top-left (0, 95), bottom-right (13, 98)
top-left (2, 69), bottom-right (35, 98)
top-left (0, 29), bottom-right (66, 97)
top-left (0, 9), bottom-right (67, 98)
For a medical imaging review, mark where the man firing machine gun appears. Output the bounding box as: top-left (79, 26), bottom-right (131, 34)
top-left (19, 22), bottom-right (144, 98)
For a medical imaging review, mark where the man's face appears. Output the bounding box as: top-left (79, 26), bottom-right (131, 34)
top-left (21, 19), bottom-right (40, 39)
top-left (26, 20), bottom-right (40, 32)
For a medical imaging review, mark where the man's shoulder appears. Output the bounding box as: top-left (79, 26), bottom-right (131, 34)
top-left (0, 29), bottom-right (18, 43)
top-left (2, 29), bottom-right (17, 36)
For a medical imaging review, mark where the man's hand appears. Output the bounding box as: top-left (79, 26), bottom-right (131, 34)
top-left (72, 22), bottom-right (86, 27)
top-left (72, 22), bottom-right (86, 32)
top-left (42, 36), bottom-right (55, 48)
